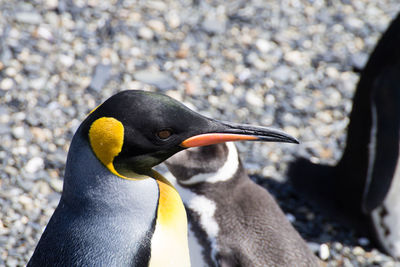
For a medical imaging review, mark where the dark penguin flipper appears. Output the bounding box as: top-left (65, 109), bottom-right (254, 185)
top-left (288, 13), bottom-right (400, 237)
top-left (362, 65), bottom-right (400, 213)
top-left (359, 14), bottom-right (400, 213)
top-left (336, 13), bottom-right (400, 214)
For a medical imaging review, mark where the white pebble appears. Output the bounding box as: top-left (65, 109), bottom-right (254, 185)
top-left (352, 246), bottom-right (365, 256)
top-left (358, 237), bottom-right (370, 246)
top-left (319, 243), bottom-right (330, 260)
top-left (6, 257), bottom-right (18, 267)
top-left (1, 78), bottom-right (14, 90)
top-left (59, 54), bottom-right (74, 68)
top-left (284, 50), bottom-right (309, 66)
top-left (246, 91), bottom-right (264, 108)
top-left (37, 26), bottom-right (53, 41)
top-left (25, 157), bottom-right (44, 173)
top-left (264, 94), bottom-right (275, 105)
top-left (147, 20), bottom-right (165, 33)
top-left (285, 213), bottom-right (296, 223)
top-left (255, 39), bottom-right (273, 53)
top-left (12, 126), bottom-right (25, 139)
top-left (167, 11), bottom-right (180, 28)
top-left (15, 12), bottom-right (43, 24)
top-left (50, 178), bottom-right (63, 193)
top-left (138, 27), bottom-right (154, 40)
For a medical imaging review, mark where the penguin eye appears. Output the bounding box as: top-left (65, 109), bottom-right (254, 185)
top-left (157, 129), bottom-right (172, 140)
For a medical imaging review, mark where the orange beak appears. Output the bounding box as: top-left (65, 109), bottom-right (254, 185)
top-left (180, 121), bottom-right (299, 148)
top-left (181, 133), bottom-right (258, 148)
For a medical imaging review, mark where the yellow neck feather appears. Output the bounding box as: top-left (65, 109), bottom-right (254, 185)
top-left (149, 170), bottom-right (190, 267)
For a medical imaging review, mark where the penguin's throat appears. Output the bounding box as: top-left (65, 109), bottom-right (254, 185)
top-left (113, 164), bottom-right (152, 180)
top-left (113, 155), bottom-right (163, 179)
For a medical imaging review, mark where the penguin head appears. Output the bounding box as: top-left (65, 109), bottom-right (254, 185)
top-left (81, 90), bottom-right (298, 177)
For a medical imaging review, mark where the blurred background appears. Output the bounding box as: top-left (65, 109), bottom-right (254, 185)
top-left (0, 0), bottom-right (399, 266)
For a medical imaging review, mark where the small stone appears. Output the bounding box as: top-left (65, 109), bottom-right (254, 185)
top-left (245, 91), bottom-right (263, 108)
top-left (19, 195), bottom-right (34, 210)
top-left (352, 246), bottom-right (365, 256)
top-left (88, 64), bottom-right (111, 92)
top-left (134, 70), bottom-right (176, 91)
top-left (59, 54), bottom-right (74, 68)
top-left (30, 78), bottom-right (47, 90)
top-left (358, 237), bottom-right (370, 246)
top-left (12, 126), bottom-right (25, 139)
top-left (45, 0), bottom-right (58, 9)
top-left (255, 39), bottom-right (273, 53)
top-left (343, 257), bottom-right (353, 267)
top-left (5, 166), bottom-right (18, 176)
top-left (346, 17), bottom-right (364, 29)
top-left (351, 52), bottom-right (368, 70)
top-left (286, 213), bottom-right (296, 223)
top-left (12, 146), bottom-right (28, 155)
top-left (238, 69), bottom-right (251, 82)
top-left (138, 27), bottom-right (154, 40)
top-left (184, 81), bottom-right (197, 95)
top-left (1, 78), bottom-right (14, 90)
top-left (270, 65), bottom-right (292, 82)
top-left (319, 243), bottom-right (330, 260)
top-left (247, 53), bottom-right (268, 70)
top-left (49, 178), bottom-right (63, 193)
top-left (326, 67), bottom-right (339, 78)
top-left (221, 81), bottom-right (233, 93)
top-left (147, 20), bottom-right (165, 33)
top-left (316, 111), bottom-right (333, 123)
top-left (146, 1), bottom-right (167, 11)
top-left (176, 43), bottom-right (189, 59)
top-left (293, 96), bottom-right (310, 110)
top-left (36, 180), bottom-right (51, 195)
top-left (167, 11), bottom-right (180, 28)
top-left (15, 12), bottom-right (43, 24)
top-left (25, 157), bottom-right (44, 174)
top-left (35, 26), bottom-right (53, 41)
top-left (202, 17), bottom-right (226, 35)
top-left (5, 67), bottom-right (17, 77)
top-left (31, 127), bottom-right (52, 142)
top-left (284, 50), bottom-right (309, 66)
top-left (221, 73), bottom-right (235, 84)
top-left (6, 257), bottom-right (18, 267)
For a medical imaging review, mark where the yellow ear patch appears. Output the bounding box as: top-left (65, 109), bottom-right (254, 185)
top-left (89, 117), bottom-right (124, 177)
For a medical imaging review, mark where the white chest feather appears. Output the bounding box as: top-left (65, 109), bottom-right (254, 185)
top-left (371, 150), bottom-right (400, 258)
top-left (164, 172), bottom-right (220, 267)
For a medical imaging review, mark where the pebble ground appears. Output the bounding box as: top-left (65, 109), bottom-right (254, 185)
top-left (0, 0), bottom-right (399, 266)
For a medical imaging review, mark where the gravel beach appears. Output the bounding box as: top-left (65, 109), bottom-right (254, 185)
top-left (0, 0), bottom-right (399, 266)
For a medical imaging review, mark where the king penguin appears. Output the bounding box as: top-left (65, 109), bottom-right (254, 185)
top-left (289, 14), bottom-right (400, 258)
top-left (27, 90), bottom-right (298, 266)
top-left (164, 142), bottom-right (321, 267)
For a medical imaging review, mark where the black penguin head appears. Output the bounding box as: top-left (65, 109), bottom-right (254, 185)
top-left (81, 90), bottom-right (298, 176)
